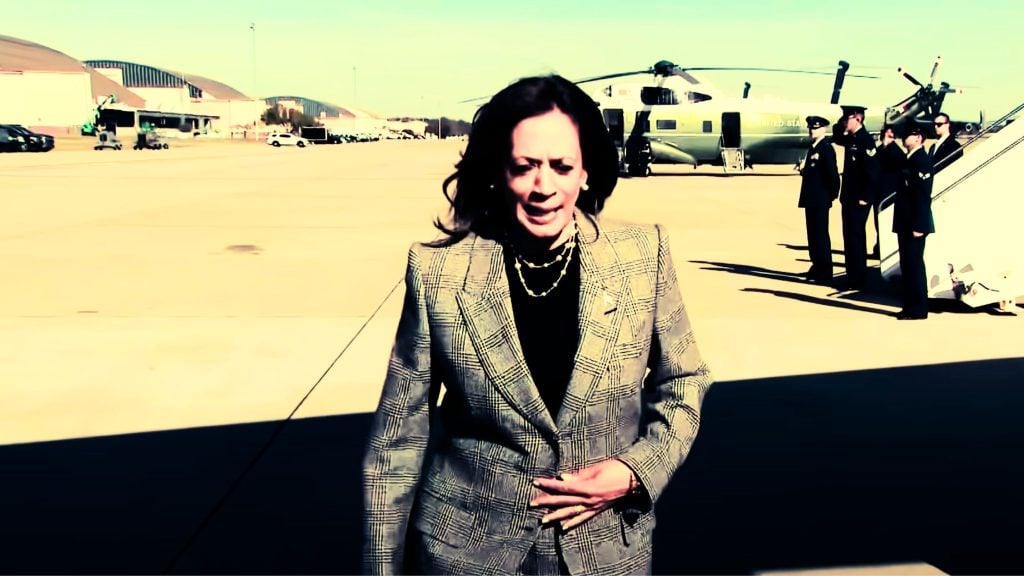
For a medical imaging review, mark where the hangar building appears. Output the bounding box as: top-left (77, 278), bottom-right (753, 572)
top-left (264, 95), bottom-right (387, 135)
top-left (0, 34), bottom-right (264, 136)
top-left (0, 34), bottom-right (143, 131)
top-left (85, 60), bottom-right (265, 134)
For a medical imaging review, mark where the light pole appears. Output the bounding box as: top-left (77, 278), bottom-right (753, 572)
top-left (250, 22), bottom-right (257, 97)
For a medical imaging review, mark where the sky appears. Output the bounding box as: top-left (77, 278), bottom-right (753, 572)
top-left (4, 0), bottom-right (1022, 121)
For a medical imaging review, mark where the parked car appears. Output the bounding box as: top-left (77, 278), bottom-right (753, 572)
top-left (1, 124), bottom-right (54, 152)
top-left (265, 133), bottom-right (309, 148)
top-left (0, 125), bottom-right (28, 152)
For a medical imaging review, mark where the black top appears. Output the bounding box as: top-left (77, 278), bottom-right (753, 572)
top-left (503, 240), bottom-right (581, 420)
top-left (931, 136), bottom-right (963, 173)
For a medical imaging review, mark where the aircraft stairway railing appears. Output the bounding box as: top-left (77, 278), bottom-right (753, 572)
top-left (933, 100), bottom-right (1024, 176)
top-left (879, 101), bottom-right (1024, 208)
top-left (932, 101), bottom-right (1024, 202)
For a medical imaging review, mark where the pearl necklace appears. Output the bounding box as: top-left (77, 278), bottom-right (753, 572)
top-left (508, 223), bottom-right (578, 298)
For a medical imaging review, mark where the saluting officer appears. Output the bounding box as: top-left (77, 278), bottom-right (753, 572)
top-left (799, 115), bottom-right (841, 284)
top-left (833, 105), bottom-right (879, 290)
top-left (893, 124), bottom-right (935, 320)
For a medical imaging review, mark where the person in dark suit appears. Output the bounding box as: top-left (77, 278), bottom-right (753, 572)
top-left (362, 75), bottom-right (712, 575)
top-left (873, 124), bottom-right (906, 258)
top-left (893, 124), bottom-right (935, 320)
top-left (798, 115), bottom-right (840, 283)
top-left (930, 112), bottom-right (963, 173)
top-left (834, 105), bottom-right (879, 289)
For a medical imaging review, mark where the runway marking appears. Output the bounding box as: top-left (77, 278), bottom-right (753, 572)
top-left (165, 273), bottom-right (404, 571)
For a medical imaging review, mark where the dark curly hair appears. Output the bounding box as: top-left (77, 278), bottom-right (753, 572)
top-left (434, 75), bottom-right (618, 244)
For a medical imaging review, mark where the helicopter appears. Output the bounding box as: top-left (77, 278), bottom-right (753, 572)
top-left (578, 57), bottom-right (975, 176)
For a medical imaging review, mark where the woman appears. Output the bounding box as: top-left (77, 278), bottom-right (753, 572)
top-left (362, 75), bottom-right (712, 575)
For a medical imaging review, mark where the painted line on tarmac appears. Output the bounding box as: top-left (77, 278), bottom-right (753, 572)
top-left (165, 273), bottom-right (404, 571)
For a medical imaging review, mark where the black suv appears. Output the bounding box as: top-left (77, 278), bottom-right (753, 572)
top-left (0, 124), bottom-right (55, 152)
top-left (0, 126), bottom-right (27, 152)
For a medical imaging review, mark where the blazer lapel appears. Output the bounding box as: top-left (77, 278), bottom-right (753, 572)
top-left (556, 213), bottom-right (627, 431)
top-left (455, 234), bottom-right (557, 436)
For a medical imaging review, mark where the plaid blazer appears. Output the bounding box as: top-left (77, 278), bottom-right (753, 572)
top-left (362, 214), bottom-right (712, 575)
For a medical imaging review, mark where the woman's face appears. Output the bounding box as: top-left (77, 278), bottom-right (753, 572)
top-left (503, 108), bottom-right (588, 242)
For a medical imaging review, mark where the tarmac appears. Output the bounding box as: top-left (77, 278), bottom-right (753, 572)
top-left (1, 138), bottom-right (1022, 573)
top-left (2, 138), bottom-right (1020, 445)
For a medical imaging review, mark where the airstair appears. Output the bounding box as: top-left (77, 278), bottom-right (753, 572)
top-left (878, 103), bottom-right (1024, 312)
top-left (720, 148), bottom-right (745, 174)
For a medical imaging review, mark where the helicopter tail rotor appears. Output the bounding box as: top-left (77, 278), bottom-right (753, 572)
top-left (830, 60), bottom-right (849, 104)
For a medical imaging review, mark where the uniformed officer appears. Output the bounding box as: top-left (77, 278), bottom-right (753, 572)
top-left (893, 124), bottom-right (935, 320)
top-left (798, 115), bottom-right (840, 284)
top-left (833, 105), bottom-right (879, 289)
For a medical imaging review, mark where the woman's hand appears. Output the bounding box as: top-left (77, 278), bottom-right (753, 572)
top-left (530, 458), bottom-right (635, 531)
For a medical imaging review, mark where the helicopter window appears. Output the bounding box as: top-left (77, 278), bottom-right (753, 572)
top-left (687, 91), bottom-right (712, 103)
top-left (640, 87), bottom-right (679, 106)
top-left (655, 119), bottom-right (677, 130)
top-left (702, 120), bottom-right (713, 133)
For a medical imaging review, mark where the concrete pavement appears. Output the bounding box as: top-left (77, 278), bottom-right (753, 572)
top-left (1, 140), bottom-right (1020, 444)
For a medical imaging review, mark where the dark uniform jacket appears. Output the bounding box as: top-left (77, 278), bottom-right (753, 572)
top-left (835, 127), bottom-right (879, 206)
top-left (877, 141), bottom-right (906, 210)
top-left (893, 147), bottom-right (935, 234)
top-left (799, 137), bottom-right (840, 208)
top-left (930, 135), bottom-right (963, 172)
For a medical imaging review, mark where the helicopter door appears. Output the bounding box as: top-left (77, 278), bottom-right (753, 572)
top-left (720, 112), bottom-right (745, 173)
top-left (603, 108), bottom-right (624, 148)
top-left (721, 112), bottom-right (741, 148)
top-left (602, 108), bottom-right (627, 171)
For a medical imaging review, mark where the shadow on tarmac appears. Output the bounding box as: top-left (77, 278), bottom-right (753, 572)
top-left (2, 359), bottom-right (1024, 575)
top-left (691, 259), bottom-right (809, 286)
top-left (778, 243), bottom-right (845, 257)
top-left (694, 257), bottom-right (923, 310)
top-left (742, 287), bottom-right (895, 316)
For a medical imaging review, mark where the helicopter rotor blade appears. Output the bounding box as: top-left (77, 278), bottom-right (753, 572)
top-left (898, 66), bottom-right (924, 88)
top-left (457, 94), bottom-right (492, 104)
top-left (574, 69), bottom-right (653, 85)
top-left (831, 60), bottom-right (849, 105)
top-left (929, 55), bottom-right (942, 86)
top-left (677, 66), bottom-right (878, 79)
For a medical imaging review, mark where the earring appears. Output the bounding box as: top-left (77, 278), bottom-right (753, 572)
top-left (581, 182), bottom-right (589, 191)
